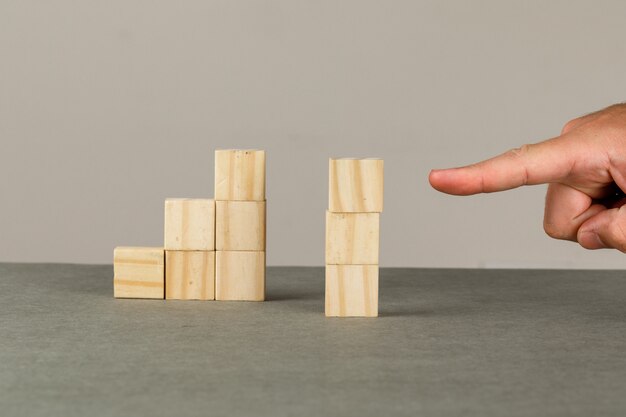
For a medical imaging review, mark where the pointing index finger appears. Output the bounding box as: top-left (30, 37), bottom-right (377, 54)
top-left (429, 136), bottom-right (576, 196)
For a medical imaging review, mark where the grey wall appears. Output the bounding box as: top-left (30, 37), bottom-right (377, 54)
top-left (2, 0), bottom-right (626, 268)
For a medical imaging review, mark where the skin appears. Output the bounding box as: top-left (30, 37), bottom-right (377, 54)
top-left (429, 103), bottom-right (626, 252)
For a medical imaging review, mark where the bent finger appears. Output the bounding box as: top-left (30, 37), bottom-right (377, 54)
top-left (543, 183), bottom-right (605, 241)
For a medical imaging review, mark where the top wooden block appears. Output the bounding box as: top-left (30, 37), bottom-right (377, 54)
top-left (329, 158), bottom-right (384, 213)
top-left (215, 149), bottom-right (266, 201)
top-left (164, 199), bottom-right (215, 250)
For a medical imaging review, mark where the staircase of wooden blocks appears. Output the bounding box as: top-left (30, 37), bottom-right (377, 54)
top-left (113, 149), bottom-right (266, 301)
top-left (325, 158), bottom-right (384, 317)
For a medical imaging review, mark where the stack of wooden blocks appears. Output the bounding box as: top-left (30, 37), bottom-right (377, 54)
top-left (214, 149), bottom-right (266, 301)
top-left (113, 149), bottom-right (266, 301)
top-left (164, 198), bottom-right (216, 300)
top-left (325, 158), bottom-right (384, 317)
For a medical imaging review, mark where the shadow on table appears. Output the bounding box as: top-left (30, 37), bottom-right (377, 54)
top-left (380, 306), bottom-right (469, 318)
top-left (265, 291), bottom-right (321, 302)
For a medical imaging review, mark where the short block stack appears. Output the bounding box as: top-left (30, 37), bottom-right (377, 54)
top-left (164, 198), bottom-right (215, 300)
top-left (113, 149), bottom-right (266, 302)
top-left (325, 158), bottom-right (384, 317)
top-left (214, 150), bottom-right (266, 301)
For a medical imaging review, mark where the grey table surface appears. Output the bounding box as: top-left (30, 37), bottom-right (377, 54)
top-left (1, 264), bottom-right (626, 417)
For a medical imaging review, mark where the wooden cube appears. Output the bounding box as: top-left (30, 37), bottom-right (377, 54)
top-left (216, 200), bottom-right (266, 251)
top-left (214, 149), bottom-right (265, 201)
top-left (164, 199), bottom-right (215, 250)
top-left (114, 247), bottom-right (164, 299)
top-left (165, 251), bottom-right (215, 300)
top-left (325, 211), bottom-right (379, 265)
top-left (325, 264), bottom-right (378, 317)
top-left (215, 251), bottom-right (265, 301)
top-left (329, 158), bottom-right (384, 213)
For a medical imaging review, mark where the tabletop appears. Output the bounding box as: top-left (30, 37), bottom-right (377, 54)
top-left (1, 264), bottom-right (626, 417)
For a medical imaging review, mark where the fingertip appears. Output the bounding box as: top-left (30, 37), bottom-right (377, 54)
top-left (428, 169), bottom-right (442, 185)
top-left (428, 168), bottom-right (452, 192)
top-left (577, 230), bottom-right (607, 250)
top-left (428, 167), bottom-right (479, 195)
top-left (577, 210), bottom-right (614, 250)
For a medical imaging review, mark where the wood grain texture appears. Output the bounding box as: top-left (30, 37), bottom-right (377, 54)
top-left (114, 247), bottom-right (164, 299)
top-left (325, 265), bottom-right (378, 317)
top-left (164, 199), bottom-right (215, 250)
top-left (216, 200), bottom-right (266, 251)
top-left (165, 251), bottom-right (215, 300)
top-left (214, 149), bottom-right (265, 201)
top-left (329, 158), bottom-right (383, 213)
top-left (325, 264), bottom-right (378, 317)
top-left (325, 211), bottom-right (379, 265)
top-left (215, 251), bottom-right (265, 301)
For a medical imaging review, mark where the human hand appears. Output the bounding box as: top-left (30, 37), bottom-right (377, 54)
top-left (429, 104), bottom-right (626, 251)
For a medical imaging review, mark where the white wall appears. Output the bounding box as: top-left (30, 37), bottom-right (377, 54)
top-left (2, 0), bottom-right (626, 267)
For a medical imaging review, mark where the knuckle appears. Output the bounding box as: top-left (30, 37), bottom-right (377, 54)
top-left (561, 119), bottom-right (580, 135)
top-left (507, 144), bottom-right (532, 159)
top-left (543, 220), bottom-right (571, 240)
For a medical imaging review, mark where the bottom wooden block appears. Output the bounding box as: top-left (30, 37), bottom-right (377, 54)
top-left (215, 251), bottom-right (265, 301)
top-left (114, 247), bottom-right (164, 299)
top-left (165, 251), bottom-right (215, 300)
top-left (325, 264), bottom-right (378, 317)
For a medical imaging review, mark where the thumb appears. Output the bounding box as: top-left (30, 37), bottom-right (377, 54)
top-left (577, 207), bottom-right (626, 252)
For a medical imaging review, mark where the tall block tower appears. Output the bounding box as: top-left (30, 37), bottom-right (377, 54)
top-left (214, 149), bottom-right (266, 301)
top-left (325, 158), bottom-right (384, 317)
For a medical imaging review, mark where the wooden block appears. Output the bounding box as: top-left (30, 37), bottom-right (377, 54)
top-left (214, 149), bottom-right (265, 201)
top-left (216, 200), bottom-right (266, 251)
top-left (165, 251), bottom-right (215, 300)
top-left (325, 264), bottom-right (378, 317)
top-left (114, 247), bottom-right (164, 299)
top-left (164, 199), bottom-right (215, 250)
top-left (325, 211), bottom-right (379, 265)
top-left (329, 158), bottom-right (384, 213)
top-left (215, 251), bottom-right (265, 301)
